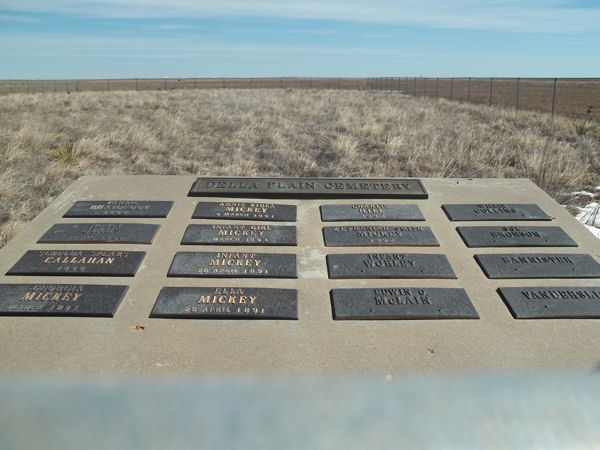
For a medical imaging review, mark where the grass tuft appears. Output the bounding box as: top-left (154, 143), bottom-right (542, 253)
top-left (47, 141), bottom-right (86, 165)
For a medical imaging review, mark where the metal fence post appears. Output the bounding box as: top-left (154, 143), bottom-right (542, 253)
top-left (41, 79), bottom-right (44, 92)
top-left (450, 78), bottom-right (453, 100)
top-left (467, 77), bottom-right (471, 103)
top-left (424, 78), bottom-right (427, 97)
top-left (551, 78), bottom-right (558, 117)
top-left (516, 77), bottom-right (520, 111)
top-left (164, 78), bottom-right (167, 90)
top-left (338, 78), bottom-right (341, 89)
top-left (107, 79), bottom-right (110, 91)
top-left (54, 80), bottom-right (57, 92)
top-left (76, 80), bottom-right (79, 92)
top-left (136, 78), bottom-right (138, 90)
top-left (489, 77), bottom-right (493, 106)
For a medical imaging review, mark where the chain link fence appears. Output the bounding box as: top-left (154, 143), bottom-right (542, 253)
top-left (2, 76), bottom-right (598, 119)
top-left (367, 77), bottom-right (599, 119)
top-left (0, 77), bottom-right (367, 95)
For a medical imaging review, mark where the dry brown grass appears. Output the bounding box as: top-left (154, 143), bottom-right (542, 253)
top-left (1, 88), bottom-right (599, 247)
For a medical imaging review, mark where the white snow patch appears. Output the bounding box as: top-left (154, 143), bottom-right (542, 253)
top-left (583, 224), bottom-right (600, 239)
top-left (576, 202), bottom-right (600, 239)
top-left (569, 191), bottom-right (596, 197)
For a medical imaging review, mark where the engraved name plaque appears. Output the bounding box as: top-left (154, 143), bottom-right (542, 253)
top-left (475, 254), bottom-right (600, 279)
top-left (150, 287), bottom-right (297, 319)
top-left (323, 226), bottom-right (438, 247)
top-left (320, 204), bottom-right (425, 221)
top-left (181, 224), bottom-right (297, 246)
top-left (327, 253), bottom-right (456, 279)
top-left (189, 177), bottom-right (428, 199)
top-left (0, 284), bottom-right (128, 317)
top-left (457, 226), bottom-right (577, 247)
top-left (38, 223), bottom-right (160, 244)
top-left (7, 250), bottom-right (146, 276)
top-left (498, 286), bottom-right (600, 318)
top-left (168, 252), bottom-right (297, 278)
top-left (192, 201), bottom-right (296, 222)
top-left (64, 201), bottom-right (173, 218)
top-left (442, 204), bottom-right (551, 221)
top-left (330, 288), bottom-right (479, 320)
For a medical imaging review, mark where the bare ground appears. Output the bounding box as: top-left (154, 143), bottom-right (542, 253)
top-left (1, 88), bottom-right (599, 247)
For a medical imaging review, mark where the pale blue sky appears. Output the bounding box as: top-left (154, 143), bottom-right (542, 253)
top-left (1, 0), bottom-right (599, 79)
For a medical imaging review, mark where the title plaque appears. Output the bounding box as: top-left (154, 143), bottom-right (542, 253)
top-left (181, 224), bottom-right (297, 246)
top-left (323, 226), bottom-right (438, 246)
top-left (320, 204), bottom-right (424, 221)
top-left (498, 286), bottom-right (600, 318)
top-left (457, 226), bottom-right (577, 247)
top-left (64, 201), bottom-right (173, 218)
top-left (330, 288), bottom-right (479, 319)
top-left (442, 204), bottom-right (551, 221)
top-left (193, 201), bottom-right (296, 222)
top-left (0, 284), bottom-right (127, 317)
top-left (7, 250), bottom-right (146, 276)
top-left (150, 287), bottom-right (297, 319)
top-left (38, 223), bottom-right (160, 244)
top-left (475, 253), bottom-right (600, 279)
top-left (327, 253), bottom-right (456, 279)
top-left (189, 177), bottom-right (428, 199)
top-left (168, 252), bottom-right (297, 278)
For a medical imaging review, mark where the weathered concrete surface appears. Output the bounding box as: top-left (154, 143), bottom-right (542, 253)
top-left (0, 176), bottom-right (598, 375)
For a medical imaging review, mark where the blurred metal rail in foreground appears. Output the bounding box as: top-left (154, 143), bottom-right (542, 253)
top-left (1, 372), bottom-right (598, 449)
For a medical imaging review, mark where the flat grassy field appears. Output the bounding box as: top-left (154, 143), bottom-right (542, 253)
top-left (0, 88), bottom-right (598, 247)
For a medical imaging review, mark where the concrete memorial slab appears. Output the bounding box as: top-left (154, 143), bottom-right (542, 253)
top-left (64, 201), bottom-right (173, 218)
top-left (457, 226), bottom-right (577, 247)
top-left (150, 287), bottom-right (297, 320)
top-left (0, 284), bottom-right (127, 317)
top-left (192, 201), bottom-right (296, 222)
top-left (38, 223), bottom-right (160, 244)
top-left (0, 176), bottom-right (599, 375)
top-left (320, 204), bottom-right (424, 221)
top-left (181, 224), bottom-right (297, 246)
